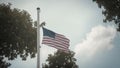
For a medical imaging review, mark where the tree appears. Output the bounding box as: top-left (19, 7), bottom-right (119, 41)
top-left (0, 3), bottom-right (37, 68)
top-left (93, 0), bottom-right (120, 31)
top-left (42, 50), bottom-right (78, 68)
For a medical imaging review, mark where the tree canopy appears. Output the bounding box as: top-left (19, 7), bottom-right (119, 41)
top-left (93, 0), bottom-right (120, 31)
top-left (0, 3), bottom-right (36, 68)
top-left (42, 50), bottom-right (78, 68)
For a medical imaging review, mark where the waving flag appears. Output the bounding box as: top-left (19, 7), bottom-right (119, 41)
top-left (42, 27), bottom-right (70, 52)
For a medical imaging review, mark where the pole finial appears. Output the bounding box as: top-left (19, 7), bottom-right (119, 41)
top-left (37, 7), bottom-right (40, 12)
top-left (37, 7), bottom-right (40, 10)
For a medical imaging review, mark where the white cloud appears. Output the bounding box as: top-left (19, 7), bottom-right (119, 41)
top-left (74, 25), bottom-right (116, 59)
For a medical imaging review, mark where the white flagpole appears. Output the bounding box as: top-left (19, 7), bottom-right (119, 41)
top-left (37, 7), bottom-right (40, 68)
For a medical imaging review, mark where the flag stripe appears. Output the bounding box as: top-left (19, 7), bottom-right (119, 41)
top-left (43, 36), bottom-right (69, 47)
top-left (43, 35), bottom-right (69, 44)
top-left (56, 34), bottom-right (69, 42)
top-left (56, 34), bottom-right (69, 41)
top-left (42, 27), bottom-right (70, 52)
top-left (42, 39), bottom-right (69, 49)
top-left (42, 41), bottom-right (68, 51)
top-left (42, 41), bottom-right (68, 49)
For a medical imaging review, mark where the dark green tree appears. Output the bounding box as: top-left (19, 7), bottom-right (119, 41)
top-left (0, 3), bottom-right (36, 68)
top-left (42, 50), bottom-right (78, 68)
top-left (93, 0), bottom-right (120, 31)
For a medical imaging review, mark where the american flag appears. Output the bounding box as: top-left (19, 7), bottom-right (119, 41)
top-left (42, 27), bottom-right (70, 53)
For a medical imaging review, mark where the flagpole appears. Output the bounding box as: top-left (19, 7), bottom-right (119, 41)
top-left (37, 7), bottom-right (40, 68)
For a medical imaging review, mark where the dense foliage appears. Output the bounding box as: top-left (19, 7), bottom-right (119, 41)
top-left (0, 3), bottom-right (36, 68)
top-left (93, 0), bottom-right (120, 31)
top-left (42, 50), bottom-right (78, 68)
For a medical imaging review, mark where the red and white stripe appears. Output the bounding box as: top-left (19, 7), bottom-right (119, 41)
top-left (42, 33), bottom-right (70, 52)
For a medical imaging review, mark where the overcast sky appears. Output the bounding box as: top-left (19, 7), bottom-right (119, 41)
top-left (0, 0), bottom-right (120, 68)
